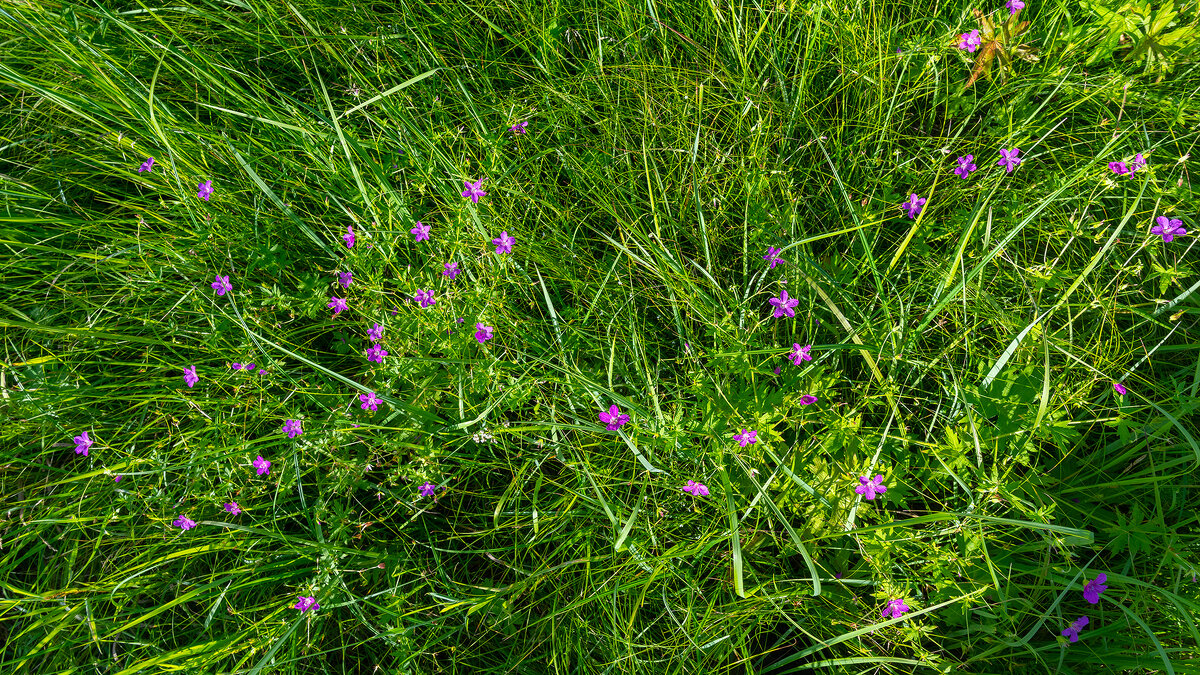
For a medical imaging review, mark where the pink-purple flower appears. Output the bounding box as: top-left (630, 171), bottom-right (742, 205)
top-left (462, 178), bottom-right (488, 204)
top-left (954, 155), bottom-right (977, 179)
top-left (443, 262), bottom-right (461, 279)
top-left (174, 515), bottom-right (197, 530)
top-left (763, 247), bottom-right (783, 269)
top-left (997, 147), bottom-right (1022, 173)
top-left (411, 221), bottom-right (431, 242)
top-left (958, 29), bottom-right (981, 52)
top-left (343, 225), bottom-right (355, 248)
top-left (1006, 0), bottom-right (1025, 14)
top-left (253, 455), bottom-right (271, 475)
top-left (224, 502), bottom-right (242, 515)
top-left (599, 405), bottom-right (630, 431)
top-left (74, 430), bottom-right (93, 456)
top-left (1129, 153), bottom-right (1147, 176)
top-left (338, 271), bottom-right (353, 289)
top-left (1061, 616), bottom-right (1089, 643)
top-left (366, 343), bottom-right (388, 364)
top-left (769, 290), bottom-right (799, 318)
top-left (1151, 216), bottom-right (1187, 243)
top-left (294, 596), bottom-right (319, 612)
top-left (1113, 382), bottom-right (1127, 396)
top-left (368, 323), bottom-right (384, 342)
top-left (1108, 161), bottom-right (1129, 176)
top-left (789, 343), bottom-right (812, 365)
top-left (492, 231), bottom-right (515, 255)
top-left (475, 323), bottom-right (494, 344)
top-left (138, 157), bottom-right (155, 173)
top-left (197, 180), bottom-right (213, 201)
top-left (799, 394), bottom-right (818, 405)
top-left (855, 474), bottom-right (887, 500)
top-left (419, 481), bottom-right (438, 497)
top-left (881, 598), bottom-right (910, 619)
top-left (903, 193), bottom-right (926, 219)
top-left (283, 419), bottom-right (303, 438)
top-left (1083, 573), bottom-right (1108, 604)
top-left (183, 366), bottom-right (199, 388)
top-left (359, 391), bottom-right (381, 411)
top-left (414, 289), bottom-right (436, 308)
top-left (328, 296), bottom-right (349, 316)
top-left (733, 429), bottom-right (758, 447)
top-left (509, 121), bottom-right (528, 135)
top-left (682, 480), bottom-right (709, 496)
top-left (212, 275), bottom-right (232, 296)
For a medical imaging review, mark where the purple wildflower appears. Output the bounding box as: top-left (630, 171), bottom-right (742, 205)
top-left (443, 261), bottom-right (461, 279)
top-left (763, 246), bottom-right (784, 269)
top-left (903, 193), bottom-right (926, 219)
top-left (1006, 0), bottom-right (1025, 14)
top-left (224, 502), bottom-right (242, 515)
top-left (1083, 573), bottom-right (1108, 604)
top-left (74, 431), bottom-right (93, 456)
top-left (1129, 153), bottom-right (1147, 176)
top-left (138, 157), bottom-right (155, 173)
top-left (283, 419), bottom-right (303, 439)
top-left (997, 147), bottom-right (1022, 173)
top-left (599, 405), bottom-right (630, 431)
top-left (343, 225), bottom-right (355, 248)
top-left (492, 231), bottom-right (515, 255)
top-left (769, 290), bottom-right (799, 318)
top-left (881, 598), bottom-right (910, 619)
top-left (1113, 382), bottom-right (1127, 396)
top-left (419, 481), bottom-right (437, 497)
top-left (174, 515), bottom-right (197, 531)
top-left (799, 394), bottom-right (818, 405)
top-left (510, 121), bottom-right (529, 135)
top-left (212, 275), bottom-right (232, 296)
top-left (462, 178), bottom-right (487, 204)
top-left (682, 480), bottom-right (709, 496)
top-left (1151, 216), bottom-right (1187, 243)
top-left (368, 323), bottom-right (384, 342)
top-left (245, 363), bottom-right (256, 370)
top-left (294, 596), bottom-right (319, 612)
top-left (789, 343), bottom-right (812, 365)
top-left (1109, 161), bottom-right (1129, 176)
top-left (366, 343), bottom-right (388, 364)
top-left (197, 180), bottom-right (213, 201)
top-left (338, 271), bottom-right (353, 289)
top-left (475, 323), bottom-right (494, 344)
top-left (958, 29), bottom-right (982, 52)
top-left (954, 155), bottom-right (977, 179)
top-left (359, 391), bottom-right (381, 411)
top-left (733, 429), bottom-right (758, 447)
top-left (414, 289), bottom-right (436, 308)
top-left (411, 221), bottom-right (431, 242)
top-left (183, 366), bottom-right (199, 388)
top-left (855, 474), bottom-right (887, 500)
top-left (328, 296), bottom-right (349, 316)
top-left (253, 455), bottom-right (271, 476)
top-left (1062, 616), bottom-right (1089, 643)
top-left (232, 363), bottom-right (243, 369)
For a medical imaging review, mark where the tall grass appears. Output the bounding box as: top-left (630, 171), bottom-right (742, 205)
top-left (2, 0), bottom-right (1198, 672)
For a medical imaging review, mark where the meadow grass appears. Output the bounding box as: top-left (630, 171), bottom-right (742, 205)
top-left (2, 0), bottom-right (1199, 672)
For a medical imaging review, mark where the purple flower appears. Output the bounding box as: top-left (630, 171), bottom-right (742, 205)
top-left (1006, 0), bottom-right (1025, 14)
top-left (903, 193), bottom-right (926, 219)
top-left (1129, 153), bottom-right (1147, 176)
top-left (138, 157), bottom-right (155, 173)
top-left (253, 455), bottom-right (271, 475)
top-left (475, 323), bottom-right (494, 344)
top-left (410, 221), bottom-right (431, 242)
top-left (232, 363), bottom-right (243, 369)
top-left (328, 296), bottom-right (349, 316)
top-left (294, 596), bottom-right (319, 612)
top-left (258, 369), bottom-right (266, 375)
top-left (366, 343), bottom-right (389, 364)
top-left (1062, 615), bottom-right (1089, 643)
top-left (954, 155), bottom-right (977, 179)
top-left (338, 271), bottom-right (353, 289)
top-left (855, 474), bottom-right (887, 500)
top-left (509, 121), bottom-right (529, 135)
top-left (682, 480), bottom-right (709, 496)
top-left (283, 419), bottom-right (303, 439)
top-left (224, 502), bottom-right (242, 515)
top-left (997, 147), bottom-right (1022, 173)
top-left (799, 394), bottom-right (818, 405)
top-left (212, 275), bottom-right (232, 296)
top-left (174, 515), bottom-right (197, 530)
top-left (1151, 216), bottom-right (1187, 243)
top-left (881, 598), bottom-right (910, 619)
top-left (245, 363), bottom-right (256, 370)
top-left (733, 429), bottom-right (758, 447)
top-left (1083, 573), bottom-right (1108, 604)
top-left (769, 290), bottom-right (799, 318)
top-left (492, 231), bottom-right (515, 255)
top-left (114, 475), bottom-right (121, 482)
top-left (599, 405), bottom-right (630, 431)
top-left (414, 289), bottom-right (436, 308)
top-left (1108, 161), bottom-right (1129, 176)
top-left (789, 343), bottom-right (812, 365)
top-left (443, 262), bottom-right (461, 279)
top-left (359, 391), bottom-right (381, 411)
top-left (368, 323), bottom-right (384, 342)
top-left (197, 180), bottom-right (213, 201)
top-left (183, 366), bottom-right (199, 388)
top-left (74, 431), bottom-right (93, 456)
top-left (958, 29), bottom-right (982, 52)
top-left (419, 481), bottom-right (438, 497)
top-left (462, 178), bottom-right (488, 204)
top-left (1113, 382), bottom-right (1127, 396)
top-left (343, 225), bottom-right (355, 248)
top-left (763, 246), bottom-right (784, 269)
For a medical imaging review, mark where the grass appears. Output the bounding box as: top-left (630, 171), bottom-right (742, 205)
top-left (1, 0), bottom-right (1199, 672)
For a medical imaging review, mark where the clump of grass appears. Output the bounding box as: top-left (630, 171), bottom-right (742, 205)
top-left (2, 0), bottom-right (1198, 672)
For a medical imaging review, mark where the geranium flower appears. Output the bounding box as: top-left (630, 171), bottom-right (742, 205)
top-left (1006, 0), bottom-right (1025, 14)
top-left (733, 429), bottom-right (758, 447)
top-left (343, 225), bottom-right (355, 248)
top-left (253, 455), bottom-right (271, 475)
top-left (197, 180), bottom-right (213, 201)
top-left (410, 221), bottom-right (431, 242)
top-left (283, 419), bottom-right (303, 438)
top-left (903, 193), bottom-right (926, 219)
top-left (997, 147), bottom-right (1022, 173)
top-left (1151, 216), bottom-right (1187, 243)
top-left (74, 431), bottom-right (93, 456)
top-left (368, 323), bottom-right (384, 342)
top-left (462, 178), bottom-right (487, 204)
top-left (769, 290), bottom-right (799, 318)
top-left (419, 481), bottom-right (438, 497)
top-left (799, 394), bottom-right (818, 405)
top-left (338, 271), bottom-right (353, 289)
top-left (881, 598), bottom-right (910, 619)
top-left (293, 596), bottom-right (319, 612)
top-left (212, 275), bottom-right (232, 296)
top-left (599, 405), bottom-right (630, 431)
top-left (1113, 382), bottom-right (1127, 395)
top-left (954, 155), bottom-right (977, 179)
top-left (1083, 573), bottom-right (1108, 604)
top-left (1061, 616), bottom-right (1089, 643)
top-left (855, 474), bottom-right (887, 500)
top-left (174, 515), bottom-right (197, 530)
top-left (475, 323), bottom-right (494, 344)
top-left (414, 289), bottom-right (436, 308)
top-left (138, 157), bottom-right (155, 173)
top-left (224, 502), bottom-right (242, 515)
top-left (183, 366), bottom-right (199, 388)
top-left (763, 246), bottom-right (783, 269)
top-left (443, 262), bottom-right (461, 279)
top-left (789, 343), bottom-right (812, 365)
top-left (509, 121), bottom-right (528, 135)
top-left (682, 480), bottom-right (709, 496)
top-left (366, 343), bottom-right (388, 364)
top-left (359, 391), bottom-right (381, 411)
top-left (492, 231), bottom-right (515, 255)
top-left (328, 296), bottom-right (349, 315)
top-left (958, 29), bottom-right (981, 52)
